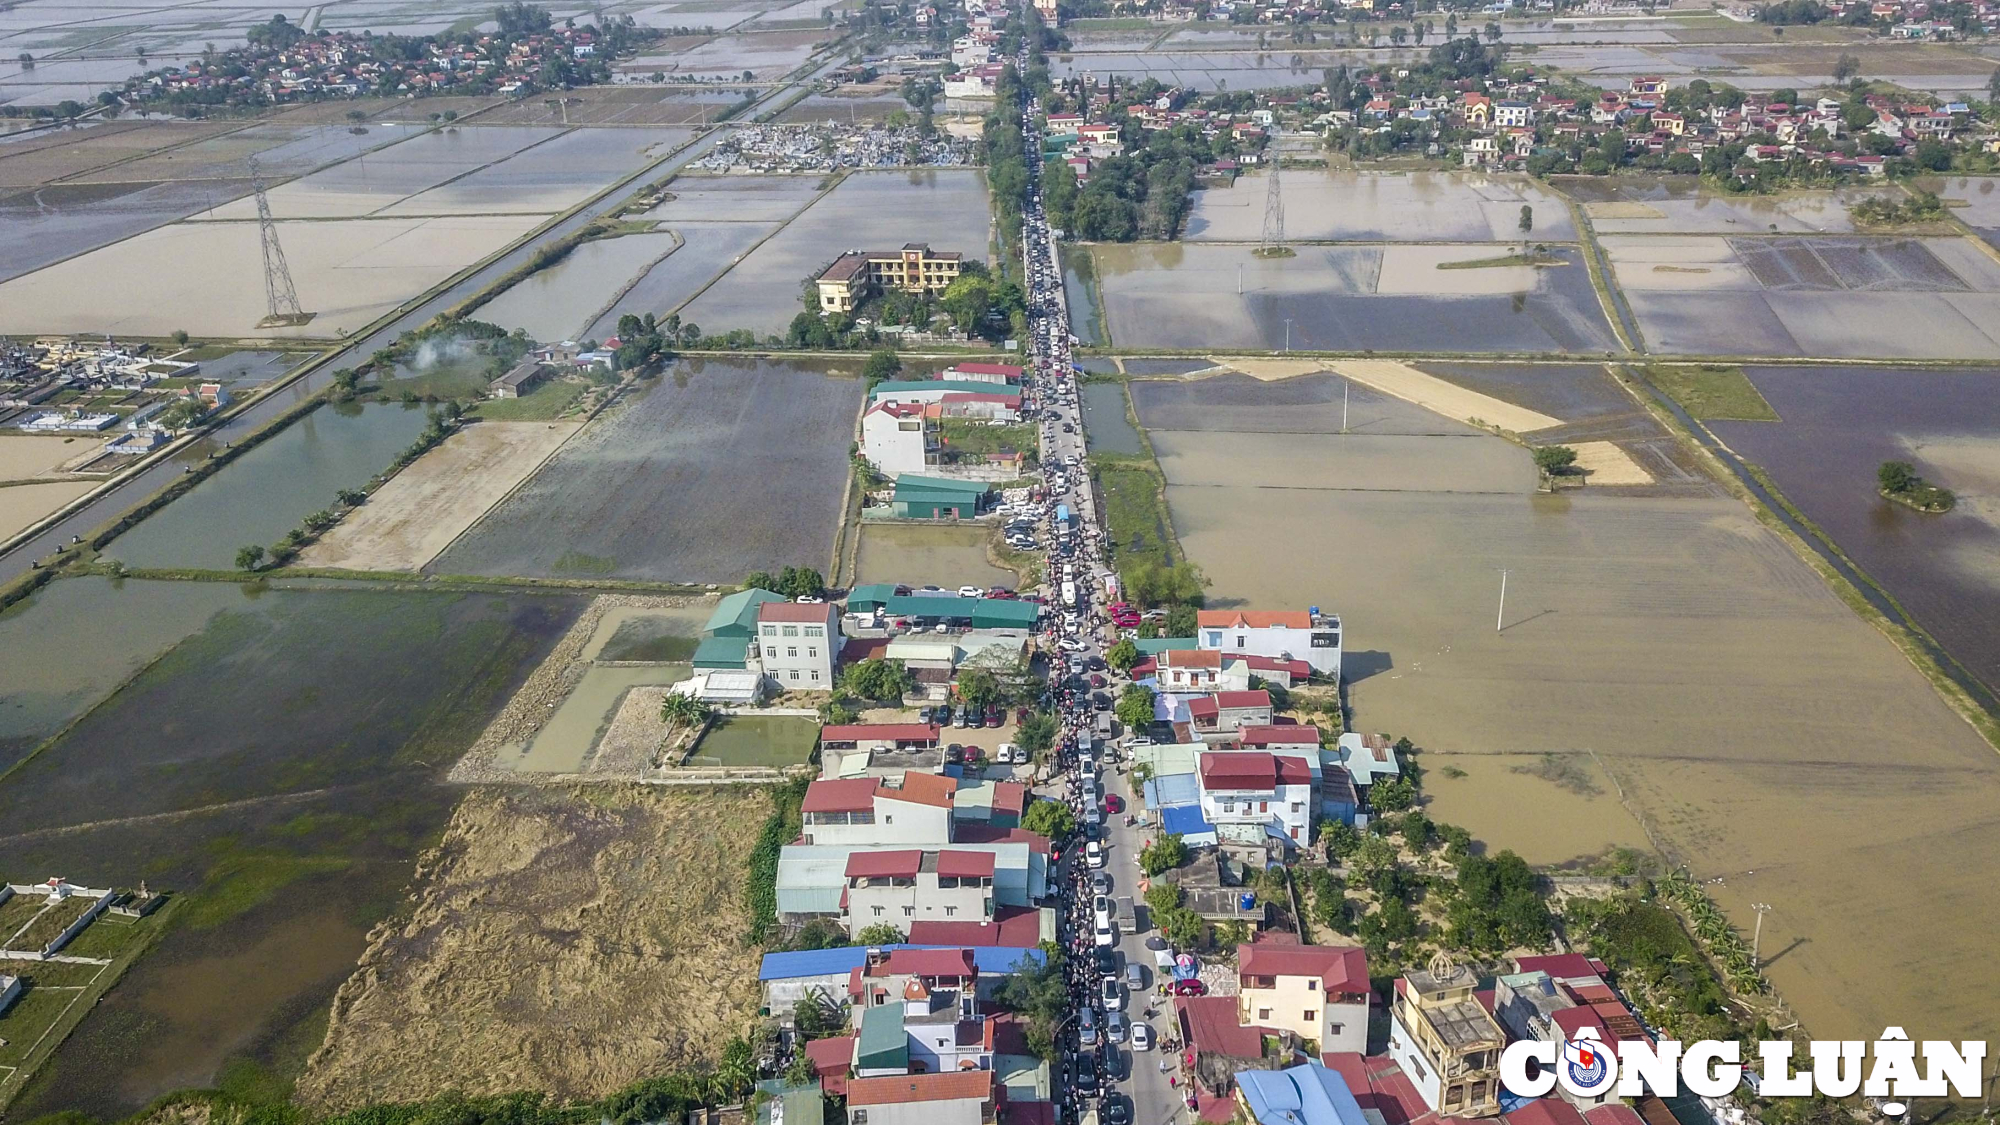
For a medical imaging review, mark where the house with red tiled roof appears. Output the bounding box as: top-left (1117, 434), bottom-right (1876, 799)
top-left (1237, 941), bottom-right (1370, 1054)
top-left (1187, 689), bottom-right (1274, 739)
top-left (801, 771), bottom-right (958, 847)
top-left (844, 848), bottom-right (996, 937)
top-left (1198, 752), bottom-right (1315, 845)
top-left (1196, 608), bottom-right (1342, 681)
top-left (1160, 647), bottom-right (1225, 691)
top-left (845, 1069), bottom-right (995, 1125)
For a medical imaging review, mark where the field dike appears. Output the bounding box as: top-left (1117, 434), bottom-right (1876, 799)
top-left (448, 593), bottom-right (718, 785)
top-left (294, 783), bottom-right (769, 1108)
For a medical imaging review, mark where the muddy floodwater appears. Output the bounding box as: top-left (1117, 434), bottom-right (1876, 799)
top-left (855, 523), bottom-right (1013, 591)
top-left (1183, 170), bottom-right (1577, 243)
top-left (1080, 381), bottom-right (1143, 455)
top-left (1711, 365), bottom-right (2000, 695)
top-left (0, 583), bottom-right (580, 1119)
top-left (107, 402), bottom-right (434, 571)
top-left (507, 664), bottom-right (692, 773)
top-left (1147, 382), bottom-right (2000, 1045)
top-left (475, 231), bottom-right (683, 343)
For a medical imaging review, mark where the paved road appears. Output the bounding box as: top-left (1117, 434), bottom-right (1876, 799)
top-left (1008, 24), bottom-right (1187, 1125)
top-left (0, 61), bottom-right (849, 583)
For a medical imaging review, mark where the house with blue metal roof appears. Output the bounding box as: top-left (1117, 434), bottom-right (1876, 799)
top-left (1236, 1062), bottom-right (1371, 1125)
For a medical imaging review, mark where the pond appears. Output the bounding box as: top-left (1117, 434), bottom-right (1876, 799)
top-left (1080, 381), bottom-right (1144, 456)
top-left (505, 664), bottom-right (693, 774)
top-left (1061, 246), bottom-right (1104, 347)
top-left (687, 714), bottom-right (820, 768)
top-left (106, 402), bottom-right (433, 570)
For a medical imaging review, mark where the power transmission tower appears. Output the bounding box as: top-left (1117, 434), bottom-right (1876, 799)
top-left (249, 157), bottom-right (311, 328)
top-left (1259, 156), bottom-right (1285, 254)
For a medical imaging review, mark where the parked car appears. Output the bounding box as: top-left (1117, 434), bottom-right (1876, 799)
top-left (1087, 839), bottom-right (1105, 868)
top-left (1094, 946), bottom-right (1117, 980)
top-left (957, 585), bottom-right (983, 598)
top-left (1094, 918), bottom-right (1115, 947)
top-left (918, 706), bottom-right (935, 724)
top-left (1170, 978), bottom-right (1208, 997)
top-left (956, 708), bottom-right (972, 728)
top-left (986, 705), bottom-right (1004, 726)
top-left (1071, 1054), bottom-right (1099, 1095)
top-left (1105, 794), bottom-right (1124, 814)
top-left (1100, 977), bottom-right (1123, 1011)
top-left (1092, 871), bottom-right (1113, 896)
top-left (1078, 1007), bottom-right (1099, 1048)
top-left (1130, 1023), bottom-right (1154, 1052)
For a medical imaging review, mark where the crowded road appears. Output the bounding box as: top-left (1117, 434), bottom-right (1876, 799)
top-left (1013, 26), bottom-right (1191, 1125)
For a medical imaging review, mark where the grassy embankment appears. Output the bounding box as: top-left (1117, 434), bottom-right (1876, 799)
top-left (1087, 381), bottom-right (1183, 584)
top-left (1638, 363), bottom-right (1779, 422)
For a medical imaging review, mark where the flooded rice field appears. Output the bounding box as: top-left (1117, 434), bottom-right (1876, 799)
top-left (374, 127), bottom-right (690, 217)
top-left (640, 174), bottom-right (826, 223)
top-left (0, 178), bottom-right (249, 283)
top-left (1709, 365), bottom-right (2000, 695)
top-left (1132, 371), bottom-right (1489, 437)
top-left (0, 578), bottom-right (256, 767)
top-left (1562, 176), bottom-right (1865, 234)
top-left (0, 480), bottom-right (94, 541)
top-left (0, 582), bottom-right (581, 1120)
top-left (1184, 171), bottom-right (1576, 243)
top-left (108, 403), bottom-right (434, 571)
top-left (508, 664), bottom-right (693, 773)
top-left (592, 605), bottom-right (712, 662)
top-left (1089, 242), bottom-right (1618, 353)
top-left (679, 170), bottom-right (991, 336)
top-left (194, 126), bottom-right (570, 220)
top-left (0, 210), bottom-right (543, 337)
top-left (1603, 234), bottom-right (2000, 358)
top-left (476, 231), bottom-right (684, 343)
top-left (855, 523), bottom-right (1013, 591)
top-left (1143, 378), bottom-right (2000, 1045)
top-left (1922, 175), bottom-right (2000, 248)
top-left (1080, 381), bottom-right (1143, 455)
top-left (583, 221), bottom-right (777, 340)
top-left (434, 358), bottom-right (864, 583)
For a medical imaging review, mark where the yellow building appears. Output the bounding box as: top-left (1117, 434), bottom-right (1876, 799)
top-left (816, 243), bottom-right (965, 313)
top-left (1385, 956), bottom-right (1506, 1118)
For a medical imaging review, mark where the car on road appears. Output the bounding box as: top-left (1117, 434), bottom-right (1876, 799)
top-left (1087, 839), bottom-right (1105, 868)
top-left (1130, 1023), bottom-right (1154, 1052)
top-left (1105, 793), bottom-right (1124, 814)
top-left (1091, 871), bottom-right (1112, 896)
top-left (1103, 1097), bottom-right (1133, 1125)
top-left (1092, 692), bottom-right (1112, 711)
top-left (1094, 917), bottom-right (1115, 946)
top-left (1126, 963), bottom-right (1146, 990)
top-left (1087, 673), bottom-right (1108, 688)
top-left (1071, 1054), bottom-right (1099, 1096)
top-left (1105, 1011), bottom-right (1129, 1044)
top-left (1100, 977), bottom-right (1123, 1011)
top-left (1078, 1007), bottom-right (1099, 1048)
top-left (1094, 946), bottom-right (1117, 980)
top-left (1093, 897), bottom-right (1112, 928)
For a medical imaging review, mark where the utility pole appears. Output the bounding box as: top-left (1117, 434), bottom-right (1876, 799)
top-left (1751, 902), bottom-right (1773, 965)
top-left (1342, 378), bottom-right (1349, 433)
top-left (1237, 263), bottom-right (1242, 295)
top-left (1283, 318), bottom-right (1293, 353)
top-left (1496, 569), bottom-right (1508, 632)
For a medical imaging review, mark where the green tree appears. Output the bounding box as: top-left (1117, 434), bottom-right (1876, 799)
top-left (1832, 53), bottom-right (1861, 82)
top-left (660, 693), bottom-right (713, 727)
top-left (1115, 683), bottom-right (1156, 731)
top-left (744, 570), bottom-right (779, 592)
top-left (1533, 445), bottom-right (1578, 475)
top-left (1140, 832), bottom-right (1188, 875)
top-left (1878, 460), bottom-right (1917, 494)
top-left (1105, 638), bottom-right (1140, 673)
top-left (790, 918), bottom-right (849, 952)
top-left (1321, 819), bottom-right (1362, 860)
top-left (1351, 834), bottom-right (1400, 881)
top-left (856, 922), bottom-right (907, 944)
top-left (1022, 798), bottom-right (1075, 838)
top-left (862, 348), bottom-right (902, 383)
top-left (1518, 205), bottom-right (1533, 235)
top-left (336, 488), bottom-right (366, 506)
top-left (1164, 604), bottom-right (1198, 637)
top-left (1370, 775), bottom-right (1417, 812)
top-left (777, 565), bottom-right (825, 599)
top-left (842, 657), bottom-right (915, 702)
top-left (170, 328), bottom-right (190, 346)
top-left (1989, 67), bottom-right (2000, 106)
top-left (234, 544), bottom-right (265, 571)
top-left (956, 667), bottom-right (1002, 711)
top-left (1016, 711), bottom-right (1058, 759)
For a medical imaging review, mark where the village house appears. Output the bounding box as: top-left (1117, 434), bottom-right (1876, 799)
top-left (1385, 959), bottom-right (1506, 1118)
top-left (1197, 751), bottom-right (1314, 845)
top-left (862, 401), bottom-right (940, 479)
top-left (1236, 942), bottom-right (1371, 1054)
top-left (817, 244), bottom-right (966, 313)
top-left (1196, 608), bottom-right (1341, 681)
top-left (758, 601), bottom-right (842, 690)
top-left (844, 849), bottom-right (997, 936)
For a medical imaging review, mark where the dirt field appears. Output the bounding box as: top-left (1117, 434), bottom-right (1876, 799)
top-left (1327, 359), bottom-right (1562, 434)
top-left (0, 436), bottom-right (97, 481)
top-left (295, 784), bottom-right (769, 1108)
top-left (1567, 441), bottom-right (1654, 485)
top-left (0, 480), bottom-right (95, 541)
top-left (303, 420), bottom-right (582, 572)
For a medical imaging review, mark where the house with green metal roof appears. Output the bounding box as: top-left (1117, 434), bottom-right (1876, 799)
top-left (847, 583), bottom-right (901, 612)
top-left (969, 599), bottom-right (1038, 630)
top-left (1135, 637), bottom-right (1198, 654)
top-left (693, 635), bottom-right (751, 670)
top-left (857, 1001), bottom-right (909, 1075)
top-left (705, 588), bottom-right (786, 638)
top-left (870, 380), bottom-right (1022, 402)
top-left (892, 475), bottom-right (989, 519)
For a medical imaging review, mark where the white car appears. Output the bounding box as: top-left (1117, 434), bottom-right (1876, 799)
top-left (1094, 918), bottom-right (1115, 946)
top-left (1093, 894), bottom-right (1112, 927)
top-left (957, 585), bottom-right (983, 598)
top-left (1086, 839), bottom-right (1105, 868)
top-left (1131, 1023), bottom-right (1154, 1052)
top-left (1100, 977), bottom-right (1124, 1011)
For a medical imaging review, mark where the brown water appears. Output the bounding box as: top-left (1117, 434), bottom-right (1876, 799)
top-left (1161, 422), bottom-right (2000, 1045)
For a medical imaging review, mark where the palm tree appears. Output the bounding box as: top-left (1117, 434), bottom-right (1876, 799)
top-left (660, 693), bottom-right (713, 728)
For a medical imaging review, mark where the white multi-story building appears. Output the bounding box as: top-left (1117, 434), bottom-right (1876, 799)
top-left (860, 400), bottom-right (936, 479)
top-left (1197, 751), bottom-right (1314, 844)
top-left (844, 848), bottom-right (997, 936)
top-left (1196, 608), bottom-right (1342, 681)
top-left (758, 601), bottom-right (842, 689)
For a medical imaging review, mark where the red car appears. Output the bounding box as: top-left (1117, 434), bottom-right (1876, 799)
top-left (1170, 978), bottom-right (1207, 997)
top-left (1105, 794), bottom-right (1124, 813)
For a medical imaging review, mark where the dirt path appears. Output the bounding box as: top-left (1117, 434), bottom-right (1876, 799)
top-left (1325, 359), bottom-right (1564, 434)
top-left (304, 420), bottom-right (581, 572)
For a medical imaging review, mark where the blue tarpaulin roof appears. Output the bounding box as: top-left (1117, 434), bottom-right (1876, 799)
top-left (759, 944), bottom-right (1046, 981)
top-left (1143, 772), bottom-right (1200, 809)
top-left (1160, 805), bottom-right (1216, 838)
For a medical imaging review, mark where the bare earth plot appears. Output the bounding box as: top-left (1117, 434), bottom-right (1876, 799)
top-left (303, 420), bottom-right (582, 572)
top-left (1602, 233), bottom-right (2000, 358)
top-left (296, 784), bottom-right (768, 1109)
top-left (1144, 378), bottom-right (2000, 1047)
top-left (1561, 176), bottom-right (1867, 235)
top-left (0, 481), bottom-right (96, 541)
top-left (432, 358), bottom-right (864, 583)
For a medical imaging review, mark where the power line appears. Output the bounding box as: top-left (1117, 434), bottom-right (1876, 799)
top-left (248, 156), bottom-right (310, 329)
